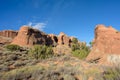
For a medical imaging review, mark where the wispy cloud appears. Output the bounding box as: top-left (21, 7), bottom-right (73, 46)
top-left (28, 22), bottom-right (46, 31)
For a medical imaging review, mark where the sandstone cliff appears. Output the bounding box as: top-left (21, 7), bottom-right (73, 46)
top-left (0, 30), bottom-right (18, 44)
top-left (87, 24), bottom-right (120, 64)
top-left (48, 34), bottom-right (58, 46)
top-left (11, 26), bottom-right (73, 47)
top-left (0, 30), bottom-right (17, 38)
top-left (11, 26), bottom-right (48, 47)
top-left (58, 32), bottom-right (71, 46)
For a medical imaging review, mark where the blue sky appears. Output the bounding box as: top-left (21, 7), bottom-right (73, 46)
top-left (0, 0), bottom-right (120, 43)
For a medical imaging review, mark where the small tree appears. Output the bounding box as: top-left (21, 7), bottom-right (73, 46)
top-left (89, 41), bottom-right (94, 48)
top-left (72, 38), bottom-right (78, 44)
top-left (71, 43), bottom-right (80, 51)
top-left (71, 38), bottom-right (90, 60)
top-left (29, 45), bottom-right (54, 59)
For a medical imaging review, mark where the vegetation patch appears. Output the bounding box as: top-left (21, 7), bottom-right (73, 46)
top-left (0, 65), bottom-right (45, 80)
top-left (71, 38), bottom-right (90, 59)
top-left (29, 45), bottom-right (54, 59)
top-left (103, 65), bottom-right (120, 80)
top-left (5, 44), bottom-right (21, 51)
top-left (72, 49), bottom-right (90, 59)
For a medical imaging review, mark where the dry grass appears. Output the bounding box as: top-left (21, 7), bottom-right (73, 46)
top-left (0, 53), bottom-right (103, 80)
top-left (0, 46), bottom-right (120, 80)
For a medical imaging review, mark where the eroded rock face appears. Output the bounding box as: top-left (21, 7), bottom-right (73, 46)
top-left (11, 26), bottom-right (47, 47)
top-left (48, 34), bottom-right (58, 46)
top-left (58, 32), bottom-right (71, 46)
top-left (0, 30), bottom-right (17, 38)
top-left (0, 30), bottom-right (18, 44)
top-left (87, 24), bottom-right (120, 64)
top-left (11, 26), bottom-right (74, 47)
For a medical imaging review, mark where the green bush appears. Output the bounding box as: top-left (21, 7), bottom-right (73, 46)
top-left (80, 44), bottom-right (90, 52)
top-left (71, 40), bottom-right (90, 59)
top-left (5, 44), bottom-right (21, 51)
top-left (89, 41), bottom-right (94, 48)
top-left (72, 49), bottom-right (89, 59)
top-left (71, 43), bottom-right (80, 51)
top-left (29, 45), bottom-right (54, 59)
top-left (72, 38), bottom-right (78, 44)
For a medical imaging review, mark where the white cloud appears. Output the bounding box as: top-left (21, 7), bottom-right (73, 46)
top-left (33, 23), bottom-right (46, 31)
top-left (27, 22), bottom-right (46, 31)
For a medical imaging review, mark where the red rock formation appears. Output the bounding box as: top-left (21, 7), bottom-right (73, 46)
top-left (0, 30), bottom-right (17, 44)
top-left (58, 32), bottom-right (71, 46)
top-left (87, 24), bottom-right (120, 64)
top-left (0, 30), bottom-right (17, 38)
top-left (11, 26), bottom-right (47, 47)
top-left (48, 34), bottom-right (58, 46)
top-left (11, 26), bottom-right (74, 47)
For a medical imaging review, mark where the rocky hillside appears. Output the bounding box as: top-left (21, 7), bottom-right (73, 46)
top-left (0, 25), bottom-right (86, 54)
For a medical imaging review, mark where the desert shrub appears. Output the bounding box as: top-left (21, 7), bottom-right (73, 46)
top-left (62, 74), bottom-right (76, 80)
top-left (26, 60), bottom-right (38, 66)
top-left (29, 45), bottom-right (54, 60)
top-left (5, 44), bottom-right (21, 51)
top-left (0, 57), bottom-right (86, 80)
top-left (71, 43), bottom-right (80, 51)
top-left (71, 40), bottom-right (90, 59)
top-left (0, 65), bottom-right (9, 72)
top-left (102, 65), bottom-right (120, 80)
top-left (13, 61), bottom-right (26, 67)
top-left (6, 54), bottom-right (18, 61)
top-left (72, 38), bottom-right (78, 44)
top-left (72, 49), bottom-right (89, 59)
top-left (1, 65), bottom-right (45, 80)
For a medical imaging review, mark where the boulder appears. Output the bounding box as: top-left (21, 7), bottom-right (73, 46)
top-left (87, 24), bottom-right (120, 64)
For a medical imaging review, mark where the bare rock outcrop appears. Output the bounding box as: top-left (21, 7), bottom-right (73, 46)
top-left (0, 30), bottom-right (17, 44)
top-left (48, 34), bottom-right (58, 46)
top-left (11, 26), bottom-right (74, 47)
top-left (87, 24), bottom-right (120, 64)
top-left (11, 26), bottom-right (47, 47)
top-left (0, 30), bottom-right (17, 38)
top-left (58, 32), bottom-right (71, 46)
